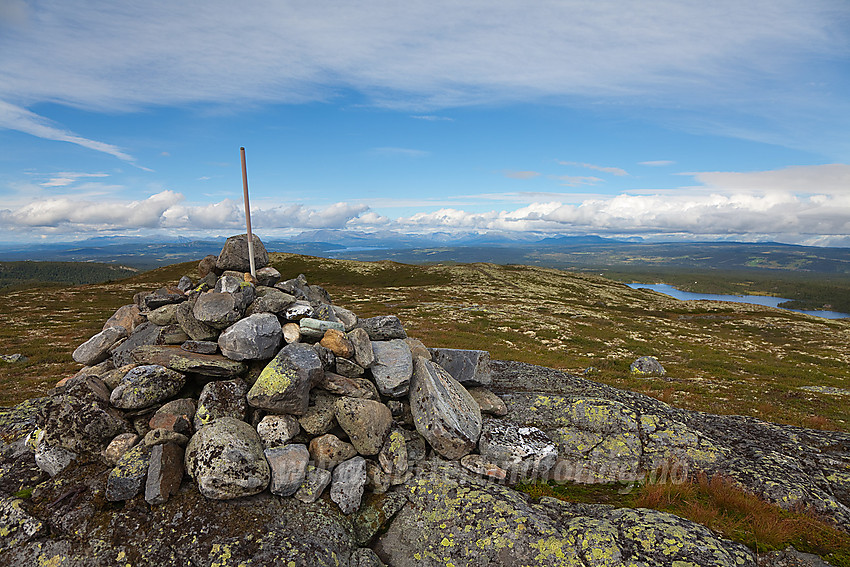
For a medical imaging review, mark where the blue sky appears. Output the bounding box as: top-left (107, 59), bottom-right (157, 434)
top-left (1, 1), bottom-right (850, 245)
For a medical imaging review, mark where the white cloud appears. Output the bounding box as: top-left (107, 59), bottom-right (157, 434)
top-left (559, 162), bottom-right (629, 177)
top-left (39, 172), bottom-right (109, 188)
top-left (639, 160), bottom-right (675, 167)
top-left (551, 175), bottom-right (604, 187)
top-left (504, 171), bottom-right (541, 180)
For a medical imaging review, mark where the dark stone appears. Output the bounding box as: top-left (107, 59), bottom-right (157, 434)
top-left (216, 234), bottom-right (269, 272)
top-left (145, 442), bottom-right (184, 505)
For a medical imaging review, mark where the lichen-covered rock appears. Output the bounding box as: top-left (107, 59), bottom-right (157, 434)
top-left (103, 432), bottom-right (139, 465)
top-left (145, 442), bottom-right (184, 505)
top-left (294, 465), bottom-right (333, 503)
top-left (147, 303), bottom-right (179, 326)
top-left (247, 287), bottom-right (295, 315)
top-left (106, 443), bottom-right (152, 501)
top-left (0, 496), bottom-right (44, 553)
top-left (73, 325), bottom-right (128, 366)
top-left (378, 429), bottom-right (408, 476)
top-left (184, 417), bottom-right (270, 500)
top-left (357, 315), bottom-right (407, 340)
top-left (331, 456), bottom-right (367, 515)
top-left (215, 233), bottom-right (269, 272)
top-left (409, 357), bottom-right (482, 460)
top-left (109, 364), bottom-right (186, 410)
top-left (151, 398), bottom-right (196, 434)
top-left (298, 391), bottom-right (338, 436)
top-left (429, 347), bottom-right (492, 386)
top-left (334, 397), bottom-right (393, 456)
top-left (265, 443), bottom-right (309, 497)
top-left (175, 299), bottom-right (219, 342)
top-left (256, 414), bottom-right (300, 449)
top-left (309, 433), bottom-right (358, 470)
top-left (110, 321), bottom-right (162, 366)
top-left (468, 386), bottom-right (508, 416)
top-left (34, 442), bottom-right (76, 477)
top-left (348, 327), bottom-right (376, 368)
top-left (143, 428), bottom-right (189, 447)
top-left (193, 378), bottom-right (248, 429)
top-left (131, 344), bottom-right (247, 378)
top-left (247, 342), bottom-right (323, 414)
top-left (630, 355), bottom-right (666, 377)
top-left (353, 491), bottom-right (409, 547)
top-left (477, 420), bottom-right (558, 481)
top-left (193, 291), bottom-right (245, 330)
top-left (370, 339), bottom-right (413, 398)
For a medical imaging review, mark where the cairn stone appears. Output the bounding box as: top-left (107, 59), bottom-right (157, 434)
top-left (477, 420), bottom-right (558, 480)
top-left (180, 340), bottom-right (218, 354)
top-left (347, 328), bottom-right (375, 368)
top-left (148, 304), bottom-right (179, 326)
top-left (131, 345), bottom-right (247, 378)
top-left (197, 255), bottom-right (218, 278)
top-left (215, 234), bottom-right (269, 273)
top-left (317, 372), bottom-right (380, 400)
top-left (300, 318), bottom-right (345, 340)
top-left (468, 387), bottom-right (508, 416)
top-left (333, 397), bottom-right (392, 456)
top-left (143, 428), bottom-right (189, 447)
top-left (217, 313), bottom-right (282, 361)
top-left (34, 443), bottom-right (76, 477)
top-left (409, 357), bottom-right (482, 460)
top-left (357, 316), bottom-right (407, 340)
top-left (193, 292), bottom-right (244, 330)
top-left (282, 322), bottom-right (301, 344)
top-left (109, 364), bottom-right (187, 410)
top-left (247, 343), bottom-right (323, 415)
top-left (73, 325), bottom-right (128, 366)
top-left (370, 339), bottom-right (413, 398)
top-left (294, 465), bottom-right (333, 503)
top-left (145, 442), bottom-right (184, 505)
top-left (332, 306), bottom-right (358, 331)
top-left (309, 434), bottom-right (357, 470)
top-left (103, 433), bottom-right (140, 465)
top-left (175, 300), bottom-right (219, 342)
top-left (331, 456), bottom-right (367, 515)
top-left (194, 378), bottom-right (248, 429)
top-left (256, 414), bottom-right (300, 449)
top-left (103, 304), bottom-right (144, 333)
top-left (298, 391), bottom-right (338, 436)
top-left (106, 443), bottom-right (152, 501)
top-left (266, 444), bottom-right (310, 497)
top-left (283, 301), bottom-right (313, 321)
top-left (144, 286), bottom-right (186, 310)
top-left (184, 417), bottom-right (270, 500)
top-left (378, 429), bottom-right (408, 476)
top-left (110, 322), bottom-right (161, 367)
top-left (429, 348), bottom-right (492, 386)
top-left (255, 266), bottom-right (282, 287)
top-left (320, 329), bottom-right (354, 358)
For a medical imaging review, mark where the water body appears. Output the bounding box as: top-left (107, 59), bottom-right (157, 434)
top-left (626, 283), bottom-right (850, 320)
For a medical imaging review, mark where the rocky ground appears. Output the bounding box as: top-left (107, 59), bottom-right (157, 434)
top-left (0, 236), bottom-right (848, 566)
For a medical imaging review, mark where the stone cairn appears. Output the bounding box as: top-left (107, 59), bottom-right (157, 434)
top-left (34, 234), bottom-right (558, 515)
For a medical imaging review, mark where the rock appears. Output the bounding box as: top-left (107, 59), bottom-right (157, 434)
top-left (108, 322), bottom-right (159, 367)
top-left (103, 304), bottom-right (144, 333)
top-left (193, 292), bottom-right (245, 330)
top-left (353, 491), bottom-right (409, 547)
top-left (0, 496), bottom-right (44, 553)
top-left (429, 347), bottom-right (492, 386)
top-left (180, 340), bottom-right (218, 354)
top-left (217, 313), bottom-right (282, 361)
top-left (131, 345), bottom-right (247, 378)
top-left (294, 465), bottom-right (333, 503)
top-left (34, 442), bottom-right (76, 477)
top-left (0, 353), bottom-right (26, 363)
top-left (333, 306), bottom-right (358, 331)
top-left (386, 399), bottom-right (413, 426)
top-left (175, 299), bottom-right (219, 342)
top-left (365, 460), bottom-right (392, 494)
top-left (370, 339), bottom-right (413, 398)
top-left (177, 275), bottom-right (194, 292)
top-left (309, 433), bottom-right (358, 470)
top-left (215, 274), bottom-right (243, 293)
top-left (320, 328), bottom-right (355, 358)
top-left (147, 303), bottom-right (179, 326)
top-left (460, 453), bottom-right (508, 481)
top-left (247, 287), bottom-right (295, 315)
top-left (631, 355), bottom-right (666, 377)
top-left (184, 417), bottom-right (270, 500)
top-left (409, 357), bottom-right (482, 460)
top-left (215, 233), bottom-right (269, 272)
top-left (299, 391), bottom-right (339, 436)
top-left (144, 286), bottom-right (187, 310)
top-left (155, 323), bottom-right (189, 345)
top-left (194, 378), bottom-right (248, 429)
top-left (404, 337), bottom-right (430, 359)
top-left (106, 443), bottom-right (152, 501)
top-left (350, 547), bottom-right (387, 567)
top-left (73, 325), bottom-right (128, 365)
top-left (152, 398), bottom-right (196, 434)
top-left (197, 254), bottom-right (218, 278)
top-left (331, 456), bottom-right (367, 515)
top-left (334, 397), bottom-right (393, 456)
top-left (348, 328), bottom-right (376, 368)
top-left (468, 386), bottom-right (508, 416)
top-left (378, 429), bottom-right (408, 476)
top-left (143, 428), bottom-right (189, 447)
top-left (247, 343), bottom-right (323, 414)
top-left (103, 432), bottom-right (140, 465)
top-left (477, 420), bottom-right (558, 481)
top-left (282, 322), bottom-right (301, 344)
top-left (145, 442), bottom-right (184, 505)
top-left (300, 317), bottom-right (345, 339)
top-left (265, 443), bottom-right (309, 497)
top-left (283, 300), bottom-right (314, 321)
top-left (336, 358), bottom-right (365, 378)
top-left (317, 372), bottom-right (380, 400)
top-left (357, 316), bottom-right (407, 340)
top-left (109, 364), bottom-right (187, 410)
top-left (256, 414), bottom-right (301, 448)
top-left (255, 266), bottom-right (282, 287)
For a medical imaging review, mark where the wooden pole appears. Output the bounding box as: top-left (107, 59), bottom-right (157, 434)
top-left (240, 146), bottom-right (256, 277)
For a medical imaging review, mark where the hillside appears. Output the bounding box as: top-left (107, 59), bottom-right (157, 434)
top-left (0, 261), bottom-right (137, 290)
top-left (1, 253), bottom-right (847, 433)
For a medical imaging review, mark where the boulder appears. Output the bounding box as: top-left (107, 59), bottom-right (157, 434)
top-left (357, 316), bottom-right (407, 340)
top-left (331, 456), bottom-right (367, 515)
top-left (477, 420), bottom-right (558, 481)
top-left (630, 355), bottom-right (666, 377)
top-left (34, 442), bottom-right (76, 477)
top-left (283, 300), bottom-right (314, 321)
top-left (299, 391), bottom-right (338, 436)
top-left (193, 292), bottom-right (245, 330)
top-left (429, 347), bottom-right (492, 386)
top-left (145, 442), bottom-right (184, 505)
top-left (147, 304), bottom-right (179, 326)
top-left (103, 304), bottom-right (144, 333)
top-left (106, 443), bottom-right (152, 501)
top-left (247, 343), bottom-right (323, 414)
top-left (332, 306), bottom-right (358, 331)
top-left (194, 378), bottom-right (248, 429)
top-left (265, 443), bottom-right (309, 497)
top-left (217, 313), bottom-right (282, 361)
top-left (175, 300), bottom-right (219, 342)
top-left (409, 357), bottom-right (482, 460)
top-left (151, 398), bottom-right (196, 434)
top-left (109, 364), bottom-right (187, 410)
top-left (73, 325), bottom-right (128, 366)
top-left (184, 417), bottom-right (270, 500)
top-left (143, 286), bottom-right (187, 310)
top-left (320, 328), bottom-right (355, 358)
top-left (197, 254), bottom-right (218, 278)
top-left (333, 397), bottom-right (393, 456)
top-left (317, 372), bottom-right (380, 400)
top-left (370, 339), bottom-right (413, 398)
top-left (247, 287), bottom-right (295, 315)
top-left (215, 233), bottom-right (269, 272)
top-left (103, 433), bottom-right (140, 465)
top-left (131, 345), bottom-right (247, 378)
top-left (110, 321), bottom-right (162, 367)
top-left (468, 386), bottom-right (508, 416)
top-left (255, 266), bottom-right (282, 287)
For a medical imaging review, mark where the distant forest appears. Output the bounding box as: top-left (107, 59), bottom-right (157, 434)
top-left (0, 261), bottom-right (138, 290)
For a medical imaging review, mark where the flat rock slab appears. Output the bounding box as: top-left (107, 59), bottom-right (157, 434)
top-left (73, 325), bottom-right (128, 366)
top-left (409, 357), bottom-right (482, 460)
top-left (109, 364), bottom-right (186, 410)
top-left (131, 345), bottom-right (247, 378)
top-left (429, 348), bottom-right (492, 386)
top-left (370, 339), bottom-right (412, 398)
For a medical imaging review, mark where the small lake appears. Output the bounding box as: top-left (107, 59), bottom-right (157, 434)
top-left (626, 283), bottom-right (850, 320)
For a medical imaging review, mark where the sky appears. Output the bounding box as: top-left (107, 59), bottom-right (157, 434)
top-left (1, 0), bottom-right (850, 247)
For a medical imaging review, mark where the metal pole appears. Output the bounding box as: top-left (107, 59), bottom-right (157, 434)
top-left (240, 147), bottom-right (256, 277)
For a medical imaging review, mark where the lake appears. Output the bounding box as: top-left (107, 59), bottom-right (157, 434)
top-left (626, 283), bottom-right (850, 319)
